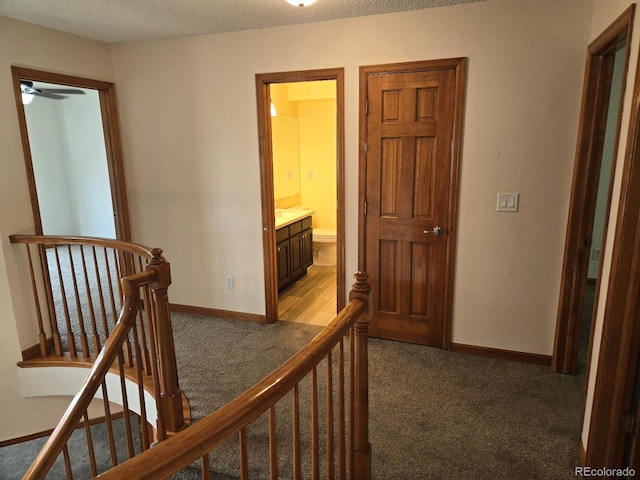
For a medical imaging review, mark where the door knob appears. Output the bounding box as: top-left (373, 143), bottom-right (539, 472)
top-left (423, 226), bottom-right (444, 236)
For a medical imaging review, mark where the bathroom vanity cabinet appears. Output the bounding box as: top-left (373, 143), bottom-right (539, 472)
top-left (276, 216), bottom-right (313, 292)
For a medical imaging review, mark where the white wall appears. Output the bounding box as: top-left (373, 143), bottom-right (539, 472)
top-left (24, 89), bottom-right (115, 238)
top-left (0, 15), bottom-right (115, 441)
top-left (24, 98), bottom-right (77, 234)
top-left (111, 0), bottom-right (592, 355)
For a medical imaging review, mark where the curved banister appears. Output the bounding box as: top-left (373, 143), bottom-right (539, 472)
top-left (96, 294), bottom-right (370, 480)
top-left (10, 234), bottom-right (158, 260)
top-left (23, 270), bottom-right (157, 479)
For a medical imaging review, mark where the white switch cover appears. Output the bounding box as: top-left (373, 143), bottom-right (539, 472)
top-left (497, 193), bottom-right (519, 212)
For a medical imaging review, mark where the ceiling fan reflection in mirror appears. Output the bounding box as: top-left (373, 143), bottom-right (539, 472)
top-left (20, 80), bottom-right (85, 105)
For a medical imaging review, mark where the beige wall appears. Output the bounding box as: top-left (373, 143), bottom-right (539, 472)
top-left (111, 0), bottom-right (591, 354)
top-left (0, 0), bottom-right (606, 442)
top-left (0, 16), bottom-right (115, 440)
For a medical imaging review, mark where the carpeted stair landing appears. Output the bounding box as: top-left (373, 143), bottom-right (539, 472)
top-left (1, 312), bottom-right (584, 479)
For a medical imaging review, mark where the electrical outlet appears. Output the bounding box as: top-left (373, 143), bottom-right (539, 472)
top-left (225, 275), bottom-right (234, 289)
top-left (592, 248), bottom-right (601, 261)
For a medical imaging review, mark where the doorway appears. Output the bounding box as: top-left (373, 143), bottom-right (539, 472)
top-left (11, 67), bottom-right (131, 240)
top-left (256, 68), bottom-right (345, 325)
top-left (358, 59), bottom-right (466, 347)
top-left (552, 6), bottom-right (633, 376)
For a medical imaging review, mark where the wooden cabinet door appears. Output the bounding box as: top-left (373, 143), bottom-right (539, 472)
top-left (290, 233), bottom-right (304, 281)
top-left (277, 240), bottom-right (291, 291)
top-left (302, 229), bottom-right (313, 269)
top-left (363, 61), bottom-right (463, 346)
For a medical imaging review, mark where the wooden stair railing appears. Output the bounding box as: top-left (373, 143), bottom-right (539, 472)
top-left (98, 272), bottom-right (373, 480)
top-left (9, 235), bottom-right (186, 478)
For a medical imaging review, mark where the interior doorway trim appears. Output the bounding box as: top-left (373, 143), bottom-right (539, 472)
top-left (583, 6), bottom-right (640, 466)
top-left (11, 66), bottom-right (132, 240)
top-left (255, 68), bottom-right (345, 324)
top-left (552, 6), bottom-right (634, 375)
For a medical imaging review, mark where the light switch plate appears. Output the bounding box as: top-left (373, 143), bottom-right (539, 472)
top-left (497, 193), bottom-right (519, 212)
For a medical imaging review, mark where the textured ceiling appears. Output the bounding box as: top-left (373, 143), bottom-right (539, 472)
top-left (0, 0), bottom-right (484, 44)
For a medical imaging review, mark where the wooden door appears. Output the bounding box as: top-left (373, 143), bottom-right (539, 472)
top-left (361, 60), bottom-right (465, 346)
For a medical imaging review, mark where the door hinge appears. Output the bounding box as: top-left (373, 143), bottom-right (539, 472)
top-left (365, 100), bottom-right (369, 115)
top-left (364, 202), bottom-right (368, 216)
top-left (623, 413), bottom-right (637, 437)
top-left (364, 143), bottom-right (368, 155)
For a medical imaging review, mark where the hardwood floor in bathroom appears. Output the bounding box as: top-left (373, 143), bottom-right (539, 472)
top-left (278, 265), bottom-right (337, 326)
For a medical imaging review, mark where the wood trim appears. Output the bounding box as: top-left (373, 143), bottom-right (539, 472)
top-left (10, 66), bottom-right (132, 240)
top-left (255, 68), bottom-right (346, 324)
top-left (170, 303), bottom-right (266, 324)
top-left (21, 337), bottom-right (54, 361)
top-left (552, 5), bottom-right (634, 374)
top-left (584, 7), bottom-right (640, 463)
top-left (579, 439), bottom-right (587, 466)
top-left (450, 342), bottom-right (552, 367)
top-left (0, 411), bottom-right (129, 449)
top-left (358, 58), bottom-right (467, 350)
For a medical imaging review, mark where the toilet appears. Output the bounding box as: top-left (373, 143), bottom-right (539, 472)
top-left (312, 228), bottom-right (337, 266)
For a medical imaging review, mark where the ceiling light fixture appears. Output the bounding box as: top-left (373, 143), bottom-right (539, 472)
top-left (286, 0), bottom-right (316, 6)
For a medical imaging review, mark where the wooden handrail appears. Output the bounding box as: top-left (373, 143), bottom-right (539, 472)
top-left (97, 272), bottom-right (372, 480)
top-left (23, 270), bottom-right (157, 479)
top-left (10, 234), bottom-right (156, 260)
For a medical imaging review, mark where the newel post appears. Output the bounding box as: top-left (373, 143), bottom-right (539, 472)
top-left (147, 249), bottom-right (185, 435)
top-left (350, 271), bottom-right (372, 480)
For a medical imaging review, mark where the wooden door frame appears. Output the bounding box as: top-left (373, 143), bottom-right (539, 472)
top-left (255, 68), bottom-right (345, 324)
top-left (358, 58), bottom-right (467, 349)
top-left (552, 6), bottom-right (634, 375)
top-left (11, 66), bottom-right (132, 241)
top-left (582, 6), bottom-right (640, 465)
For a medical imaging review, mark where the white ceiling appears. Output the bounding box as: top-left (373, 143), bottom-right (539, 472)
top-left (0, 0), bottom-right (484, 44)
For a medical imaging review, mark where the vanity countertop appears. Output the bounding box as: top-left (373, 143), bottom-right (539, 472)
top-left (275, 209), bottom-right (314, 229)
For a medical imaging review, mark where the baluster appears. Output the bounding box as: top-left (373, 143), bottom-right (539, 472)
top-left (80, 246), bottom-right (100, 355)
top-left (67, 245), bottom-right (90, 356)
top-left (201, 453), bottom-right (210, 479)
top-left (39, 244), bottom-right (62, 356)
top-left (24, 244), bottom-right (47, 356)
top-left (83, 411), bottom-right (98, 477)
top-left (326, 350), bottom-right (335, 480)
top-left (54, 245), bottom-right (77, 357)
top-left (138, 287), bottom-right (153, 376)
top-left (132, 321), bottom-right (151, 451)
top-left (269, 405), bottom-right (278, 479)
top-left (312, 367), bottom-right (319, 480)
top-left (142, 281), bottom-right (165, 441)
top-left (239, 428), bottom-right (249, 480)
top-left (338, 338), bottom-right (346, 480)
top-left (115, 349), bottom-right (136, 458)
top-left (62, 444), bottom-right (72, 479)
top-left (101, 381), bottom-right (119, 468)
top-left (110, 248), bottom-right (136, 368)
top-left (293, 384), bottom-right (301, 480)
top-left (348, 330), bottom-right (355, 480)
top-left (91, 246), bottom-right (110, 344)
